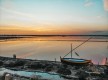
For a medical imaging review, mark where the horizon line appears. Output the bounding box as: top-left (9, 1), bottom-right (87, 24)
top-left (0, 34), bottom-right (108, 36)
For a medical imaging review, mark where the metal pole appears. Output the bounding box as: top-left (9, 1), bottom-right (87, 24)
top-left (106, 41), bottom-right (108, 49)
top-left (55, 58), bottom-right (56, 63)
top-left (71, 44), bottom-right (72, 58)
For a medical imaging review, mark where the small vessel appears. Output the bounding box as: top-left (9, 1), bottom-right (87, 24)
top-left (61, 57), bottom-right (91, 65)
top-left (60, 38), bottom-right (92, 66)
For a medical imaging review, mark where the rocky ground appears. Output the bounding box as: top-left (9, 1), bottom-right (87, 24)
top-left (0, 56), bottom-right (108, 80)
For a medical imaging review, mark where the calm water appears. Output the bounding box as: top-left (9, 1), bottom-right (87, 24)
top-left (0, 36), bottom-right (108, 65)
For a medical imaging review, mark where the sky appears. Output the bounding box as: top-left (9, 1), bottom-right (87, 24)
top-left (0, 0), bottom-right (108, 35)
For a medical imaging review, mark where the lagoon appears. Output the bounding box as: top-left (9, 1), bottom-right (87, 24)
top-left (0, 36), bottom-right (108, 65)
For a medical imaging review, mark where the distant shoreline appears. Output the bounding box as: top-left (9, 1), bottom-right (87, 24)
top-left (0, 35), bottom-right (108, 41)
top-left (0, 35), bottom-right (108, 37)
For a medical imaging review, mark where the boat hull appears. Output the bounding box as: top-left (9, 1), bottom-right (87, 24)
top-left (61, 58), bottom-right (91, 66)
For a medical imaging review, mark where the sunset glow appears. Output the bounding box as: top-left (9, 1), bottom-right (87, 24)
top-left (0, 0), bottom-right (108, 35)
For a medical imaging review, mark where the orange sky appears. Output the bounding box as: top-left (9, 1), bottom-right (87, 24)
top-left (0, 24), bottom-right (107, 35)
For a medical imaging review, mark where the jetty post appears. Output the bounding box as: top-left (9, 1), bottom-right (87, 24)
top-left (13, 54), bottom-right (16, 59)
top-left (55, 58), bottom-right (56, 63)
top-left (71, 44), bottom-right (72, 58)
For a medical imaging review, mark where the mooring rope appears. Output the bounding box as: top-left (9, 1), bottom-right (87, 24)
top-left (63, 37), bottom-right (92, 58)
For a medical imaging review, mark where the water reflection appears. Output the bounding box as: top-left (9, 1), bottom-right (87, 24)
top-left (0, 36), bottom-right (108, 65)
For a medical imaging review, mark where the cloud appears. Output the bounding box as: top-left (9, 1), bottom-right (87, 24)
top-left (0, 7), bottom-right (35, 19)
top-left (0, 7), bottom-right (43, 25)
top-left (84, 0), bottom-right (94, 7)
top-left (0, 0), bottom-right (13, 9)
top-left (103, 0), bottom-right (108, 11)
top-left (96, 15), bottom-right (103, 20)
